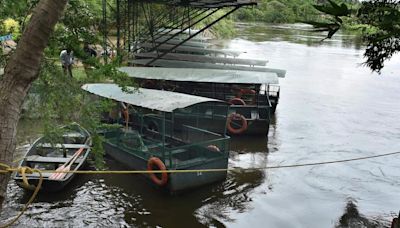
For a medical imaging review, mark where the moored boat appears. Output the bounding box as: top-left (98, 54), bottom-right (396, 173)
top-left (13, 123), bottom-right (91, 192)
top-left (82, 83), bottom-right (231, 193)
top-left (119, 67), bottom-right (285, 136)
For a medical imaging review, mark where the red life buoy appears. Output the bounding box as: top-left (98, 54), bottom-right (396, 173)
top-left (237, 88), bottom-right (256, 104)
top-left (207, 145), bottom-right (221, 152)
top-left (147, 157), bottom-right (168, 186)
top-left (237, 88), bottom-right (256, 97)
top-left (228, 98), bottom-right (246, 105)
top-left (227, 113), bottom-right (248, 134)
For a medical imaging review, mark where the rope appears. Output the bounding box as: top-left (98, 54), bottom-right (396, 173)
top-left (0, 163), bottom-right (43, 228)
top-left (1, 150), bottom-right (399, 175)
top-left (0, 150), bottom-right (399, 227)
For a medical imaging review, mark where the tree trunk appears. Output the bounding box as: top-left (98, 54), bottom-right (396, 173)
top-left (0, 0), bottom-right (68, 212)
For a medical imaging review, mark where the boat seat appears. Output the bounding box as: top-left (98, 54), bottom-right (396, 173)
top-left (25, 155), bottom-right (82, 164)
top-left (15, 172), bottom-right (54, 178)
top-left (37, 143), bottom-right (90, 149)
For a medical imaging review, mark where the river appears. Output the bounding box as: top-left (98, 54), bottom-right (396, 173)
top-left (1, 23), bottom-right (400, 227)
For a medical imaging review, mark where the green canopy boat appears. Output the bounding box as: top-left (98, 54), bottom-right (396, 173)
top-left (119, 67), bottom-right (284, 135)
top-left (82, 83), bottom-right (231, 192)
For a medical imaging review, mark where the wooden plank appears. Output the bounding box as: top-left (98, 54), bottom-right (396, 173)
top-left (138, 43), bottom-right (242, 57)
top-left (25, 155), bottom-right (82, 164)
top-left (135, 52), bottom-right (268, 66)
top-left (37, 143), bottom-right (90, 149)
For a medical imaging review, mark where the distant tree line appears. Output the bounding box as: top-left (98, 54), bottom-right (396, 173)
top-left (234, 0), bottom-right (360, 23)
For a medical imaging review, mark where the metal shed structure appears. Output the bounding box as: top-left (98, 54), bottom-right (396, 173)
top-left (102, 0), bottom-right (258, 62)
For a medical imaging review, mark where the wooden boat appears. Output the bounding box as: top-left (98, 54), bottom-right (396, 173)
top-left (82, 83), bottom-right (230, 193)
top-left (119, 67), bottom-right (286, 135)
top-left (13, 123), bottom-right (91, 192)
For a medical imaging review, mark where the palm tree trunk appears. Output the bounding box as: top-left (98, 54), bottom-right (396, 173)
top-left (0, 0), bottom-right (69, 212)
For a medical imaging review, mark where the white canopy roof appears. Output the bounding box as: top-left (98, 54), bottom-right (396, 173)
top-left (119, 67), bottom-right (279, 84)
top-left (81, 83), bottom-right (225, 112)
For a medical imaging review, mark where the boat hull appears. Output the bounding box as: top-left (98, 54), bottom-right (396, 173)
top-left (15, 173), bottom-right (77, 192)
top-left (103, 141), bottom-right (228, 193)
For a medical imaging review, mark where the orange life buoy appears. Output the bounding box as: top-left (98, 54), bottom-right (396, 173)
top-left (147, 157), bottom-right (168, 186)
top-left (237, 88), bottom-right (256, 104)
top-left (227, 113), bottom-right (248, 134)
top-left (228, 98), bottom-right (246, 105)
top-left (207, 145), bottom-right (221, 152)
top-left (237, 88), bottom-right (256, 97)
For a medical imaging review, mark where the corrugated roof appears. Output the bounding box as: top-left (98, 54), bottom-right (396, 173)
top-left (135, 52), bottom-right (268, 66)
top-left (130, 59), bottom-right (286, 78)
top-left (81, 83), bottom-right (225, 112)
top-left (139, 43), bottom-right (242, 57)
top-left (119, 67), bottom-right (280, 84)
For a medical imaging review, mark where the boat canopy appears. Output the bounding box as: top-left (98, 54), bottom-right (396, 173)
top-left (130, 59), bottom-right (286, 78)
top-left (81, 83), bottom-right (226, 113)
top-left (119, 67), bottom-right (280, 84)
top-left (139, 43), bottom-right (242, 57)
top-left (135, 52), bottom-right (268, 66)
top-left (147, 38), bottom-right (210, 48)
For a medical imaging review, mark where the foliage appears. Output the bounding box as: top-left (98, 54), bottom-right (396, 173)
top-left (235, 0), bottom-right (321, 23)
top-left (24, 55), bottom-right (133, 167)
top-left (308, 0), bottom-right (400, 73)
top-left (1, 0), bottom-right (135, 167)
top-left (196, 10), bottom-right (237, 38)
top-left (2, 18), bottom-right (21, 39)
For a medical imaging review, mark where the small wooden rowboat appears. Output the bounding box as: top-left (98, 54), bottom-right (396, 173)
top-left (13, 123), bottom-right (91, 192)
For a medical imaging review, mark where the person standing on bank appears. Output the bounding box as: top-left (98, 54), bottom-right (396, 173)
top-left (60, 48), bottom-right (74, 77)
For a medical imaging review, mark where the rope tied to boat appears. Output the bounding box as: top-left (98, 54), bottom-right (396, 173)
top-left (0, 164), bottom-right (43, 228)
top-left (0, 149), bottom-right (400, 227)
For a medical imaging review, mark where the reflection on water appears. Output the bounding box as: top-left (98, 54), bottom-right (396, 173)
top-left (233, 23), bottom-right (364, 50)
top-left (2, 23), bottom-right (400, 227)
top-left (336, 200), bottom-right (390, 228)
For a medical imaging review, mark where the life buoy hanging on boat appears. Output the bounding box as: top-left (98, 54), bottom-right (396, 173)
top-left (237, 88), bottom-right (256, 97)
top-left (147, 157), bottom-right (168, 186)
top-left (227, 113), bottom-right (248, 134)
top-left (237, 89), bottom-right (256, 104)
top-left (228, 98), bottom-right (246, 105)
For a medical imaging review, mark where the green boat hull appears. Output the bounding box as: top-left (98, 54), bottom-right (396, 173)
top-left (103, 138), bottom-right (228, 193)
